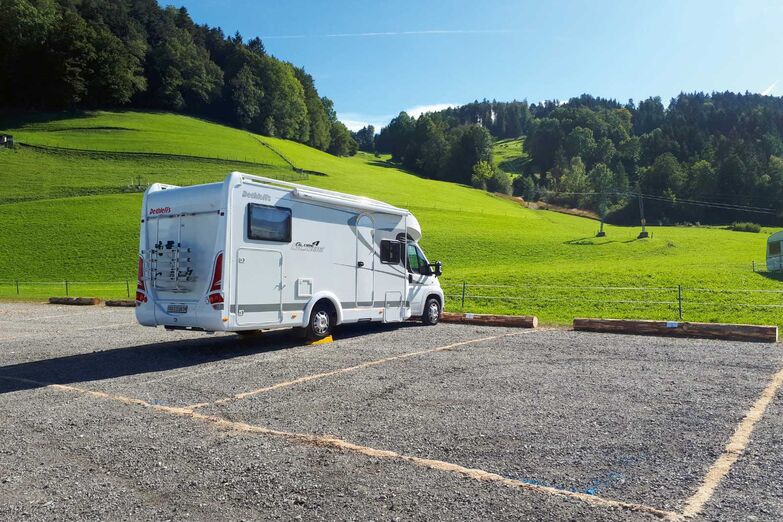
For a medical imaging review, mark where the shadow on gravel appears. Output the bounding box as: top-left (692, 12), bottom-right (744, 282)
top-left (0, 322), bottom-right (416, 395)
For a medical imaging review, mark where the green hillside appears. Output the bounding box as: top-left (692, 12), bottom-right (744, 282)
top-left (1, 111), bottom-right (780, 326)
top-left (492, 137), bottom-right (529, 175)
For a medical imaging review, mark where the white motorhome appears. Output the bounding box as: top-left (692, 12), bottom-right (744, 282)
top-left (135, 172), bottom-right (444, 340)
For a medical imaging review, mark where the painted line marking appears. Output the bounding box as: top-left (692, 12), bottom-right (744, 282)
top-left (0, 375), bottom-right (679, 520)
top-left (188, 330), bottom-right (538, 409)
top-left (681, 364), bottom-right (783, 519)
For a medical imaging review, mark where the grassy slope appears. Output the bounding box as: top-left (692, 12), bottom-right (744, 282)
top-left (0, 111), bottom-right (779, 325)
top-left (492, 137), bottom-right (529, 174)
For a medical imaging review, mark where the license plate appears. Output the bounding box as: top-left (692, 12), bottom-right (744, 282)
top-left (167, 304), bottom-right (188, 314)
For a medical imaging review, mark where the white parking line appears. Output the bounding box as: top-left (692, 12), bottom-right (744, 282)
top-left (681, 364), bottom-right (783, 518)
top-left (187, 330), bottom-right (539, 409)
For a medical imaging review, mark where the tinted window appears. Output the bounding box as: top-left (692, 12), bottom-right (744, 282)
top-left (406, 244), bottom-right (429, 274)
top-left (770, 241), bottom-right (781, 256)
top-left (248, 204), bottom-right (291, 242)
top-left (381, 240), bottom-right (402, 264)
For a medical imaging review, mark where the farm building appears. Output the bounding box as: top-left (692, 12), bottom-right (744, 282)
top-left (766, 230), bottom-right (783, 271)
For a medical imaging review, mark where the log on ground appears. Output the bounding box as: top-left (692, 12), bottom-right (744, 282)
top-left (441, 312), bottom-right (538, 328)
top-left (48, 297), bottom-right (101, 306)
top-left (573, 318), bottom-right (778, 343)
top-left (105, 300), bottom-right (137, 307)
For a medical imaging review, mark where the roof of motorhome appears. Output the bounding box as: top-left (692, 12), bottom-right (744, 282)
top-left (768, 230), bottom-right (783, 241)
top-left (234, 172), bottom-right (410, 216)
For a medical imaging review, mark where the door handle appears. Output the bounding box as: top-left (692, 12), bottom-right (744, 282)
top-left (408, 274), bottom-right (413, 283)
top-left (357, 261), bottom-right (365, 267)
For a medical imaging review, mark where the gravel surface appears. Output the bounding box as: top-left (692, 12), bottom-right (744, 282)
top-left (1, 302), bottom-right (782, 520)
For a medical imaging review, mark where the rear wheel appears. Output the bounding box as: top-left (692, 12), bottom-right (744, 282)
top-left (306, 302), bottom-right (335, 341)
top-left (422, 297), bottom-right (441, 326)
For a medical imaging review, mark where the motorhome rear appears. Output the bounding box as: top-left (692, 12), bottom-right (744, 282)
top-left (135, 172), bottom-right (444, 339)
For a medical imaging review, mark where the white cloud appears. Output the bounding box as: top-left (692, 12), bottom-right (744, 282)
top-left (761, 81), bottom-right (778, 96)
top-left (404, 103), bottom-right (458, 118)
top-left (262, 29), bottom-right (512, 40)
top-left (339, 102), bottom-right (460, 132)
top-left (338, 112), bottom-right (394, 132)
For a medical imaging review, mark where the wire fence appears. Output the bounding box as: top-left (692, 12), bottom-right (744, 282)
top-left (442, 280), bottom-right (783, 324)
top-left (3, 276), bottom-right (783, 325)
top-left (0, 280), bottom-right (135, 299)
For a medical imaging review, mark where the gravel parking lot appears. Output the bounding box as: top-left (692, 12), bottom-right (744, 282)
top-left (1, 303), bottom-right (782, 521)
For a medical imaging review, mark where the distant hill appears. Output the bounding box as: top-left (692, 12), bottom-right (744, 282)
top-left (1, 111), bottom-right (780, 327)
top-left (0, 0), bottom-right (357, 155)
top-left (376, 94), bottom-right (783, 226)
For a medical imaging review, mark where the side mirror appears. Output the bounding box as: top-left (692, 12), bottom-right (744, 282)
top-left (433, 261), bottom-right (442, 277)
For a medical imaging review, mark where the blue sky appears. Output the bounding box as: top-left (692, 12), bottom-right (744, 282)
top-left (173, 0), bottom-right (783, 131)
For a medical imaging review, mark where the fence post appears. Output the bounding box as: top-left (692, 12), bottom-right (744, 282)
top-left (126, 278), bottom-right (130, 298)
top-left (15, 280), bottom-right (19, 295)
top-left (678, 285), bottom-right (683, 320)
top-left (461, 281), bottom-right (467, 310)
top-left (65, 280), bottom-right (69, 296)
top-left (752, 260), bottom-right (756, 273)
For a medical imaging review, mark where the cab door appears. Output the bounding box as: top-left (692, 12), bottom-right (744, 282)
top-left (405, 243), bottom-right (433, 314)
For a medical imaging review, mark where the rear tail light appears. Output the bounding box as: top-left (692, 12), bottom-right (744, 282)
top-left (135, 255), bottom-right (147, 304)
top-left (208, 252), bottom-right (224, 309)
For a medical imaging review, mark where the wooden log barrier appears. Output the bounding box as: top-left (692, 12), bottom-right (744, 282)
top-left (573, 318), bottom-right (778, 343)
top-left (105, 300), bottom-right (137, 307)
top-left (441, 312), bottom-right (538, 328)
top-left (48, 297), bottom-right (101, 306)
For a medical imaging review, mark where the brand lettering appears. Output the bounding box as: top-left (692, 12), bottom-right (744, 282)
top-left (292, 240), bottom-right (325, 253)
top-left (149, 207), bottom-right (171, 215)
top-left (243, 190), bottom-right (271, 202)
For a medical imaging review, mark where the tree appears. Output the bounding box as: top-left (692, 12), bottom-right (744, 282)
top-left (513, 175), bottom-right (537, 201)
top-left (639, 153), bottom-right (685, 197)
top-left (471, 160), bottom-right (494, 190)
top-left (564, 127), bottom-right (596, 163)
top-left (229, 65), bottom-right (263, 127)
top-left (487, 170), bottom-right (512, 195)
top-left (448, 125), bottom-right (493, 184)
top-left (328, 121), bottom-right (358, 156)
top-left (352, 125), bottom-right (375, 152)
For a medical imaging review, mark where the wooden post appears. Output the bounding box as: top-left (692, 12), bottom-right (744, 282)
top-left (461, 281), bottom-right (467, 310)
top-left (126, 278), bottom-right (130, 298)
top-left (678, 285), bottom-right (683, 320)
top-left (65, 280), bottom-right (69, 296)
top-left (15, 280), bottom-right (19, 294)
top-left (752, 260), bottom-right (756, 272)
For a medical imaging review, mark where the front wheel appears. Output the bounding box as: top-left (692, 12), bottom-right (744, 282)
top-left (422, 297), bottom-right (441, 326)
top-left (306, 303), bottom-right (335, 341)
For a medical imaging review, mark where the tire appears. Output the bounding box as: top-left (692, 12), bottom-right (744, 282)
top-left (306, 302), bottom-right (335, 341)
top-left (422, 297), bottom-right (441, 326)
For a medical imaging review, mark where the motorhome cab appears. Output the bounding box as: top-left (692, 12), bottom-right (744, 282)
top-left (135, 172), bottom-right (444, 340)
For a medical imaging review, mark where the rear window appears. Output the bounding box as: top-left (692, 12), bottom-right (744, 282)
top-left (247, 204), bottom-right (291, 242)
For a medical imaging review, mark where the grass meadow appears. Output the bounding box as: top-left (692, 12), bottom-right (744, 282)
top-left (1, 111), bottom-right (780, 326)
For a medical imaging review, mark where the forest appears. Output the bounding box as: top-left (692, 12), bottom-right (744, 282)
top-left (371, 94), bottom-right (783, 225)
top-left (0, 0), bottom-right (357, 155)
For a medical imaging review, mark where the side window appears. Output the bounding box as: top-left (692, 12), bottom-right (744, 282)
top-left (770, 241), bottom-right (781, 256)
top-left (247, 203), bottom-right (291, 242)
top-left (381, 240), bottom-right (402, 264)
top-left (406, 244), bottom-right (421, 273)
